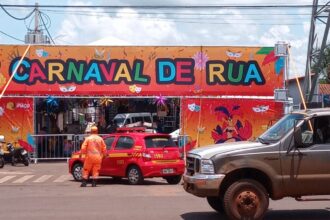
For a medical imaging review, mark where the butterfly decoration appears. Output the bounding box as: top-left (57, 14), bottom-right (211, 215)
top-left (94, 49), bottom-right (105, 59)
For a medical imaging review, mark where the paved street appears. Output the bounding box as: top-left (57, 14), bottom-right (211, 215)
top-left (0, 162), bottom-right (330, 220)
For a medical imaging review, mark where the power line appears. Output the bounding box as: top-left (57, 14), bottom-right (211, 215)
top-left (0, 4), bottom-right (325, 9)
top-left (39, 11), bottom-right (55, 44)
top-left (0, 4), bottom-right (35, 20)
top-left (42, 8), bottom-right (313, 18)
top-left (0, 30), bottom-right (24, 42)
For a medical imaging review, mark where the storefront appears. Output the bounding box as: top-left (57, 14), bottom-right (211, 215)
top-left (0, 45), bottom-right (284, 157)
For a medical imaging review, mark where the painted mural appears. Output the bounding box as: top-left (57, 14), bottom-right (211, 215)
top-left (0, 45), bottom-right (284, 96)
top-left (181, 98), bottom-right (283, 147)
top-left (0, 97), bottom-right (34, 147)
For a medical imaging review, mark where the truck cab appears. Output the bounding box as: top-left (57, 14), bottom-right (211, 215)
top-left (183, 108), bottom-right (330, 220)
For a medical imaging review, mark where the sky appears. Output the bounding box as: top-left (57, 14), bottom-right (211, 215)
top-left (0, 0), bottom-right (329, 78)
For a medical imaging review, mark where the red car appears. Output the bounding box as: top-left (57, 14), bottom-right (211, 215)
top-left (68, 128), bottom-right (185, 185)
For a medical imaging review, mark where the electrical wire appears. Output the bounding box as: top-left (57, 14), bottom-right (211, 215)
top-left (0, 4), bottom-right (35, 20)
top-left (0, 30), bottom-right (25, 42)
top-left (38, 12), bottom-right (55, 45)
top-left (0, 4), bottom-right (326, 9)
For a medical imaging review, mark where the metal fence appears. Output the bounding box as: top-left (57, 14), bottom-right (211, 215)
top-left (30, 133), bottom-right (106, 163)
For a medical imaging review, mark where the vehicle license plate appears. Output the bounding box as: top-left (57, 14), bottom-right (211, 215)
top-left (162, 168), bottom-right (174, 174)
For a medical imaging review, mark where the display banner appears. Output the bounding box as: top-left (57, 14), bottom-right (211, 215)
top-left (0, 97), bottom-right (34, 146)
top-left (0, 45), bottom-right (283, 96)
top-left (181, 98), bottom-right (283, 147)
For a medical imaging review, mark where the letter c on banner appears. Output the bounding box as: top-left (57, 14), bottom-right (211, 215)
top-left (12, 59), bottom-right (30, 81)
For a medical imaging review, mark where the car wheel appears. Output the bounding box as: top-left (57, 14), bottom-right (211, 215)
top-left (127, 165), bottom-right (143, 185)
top-left (164, 175), bottom-right (182, 185)
top-left (0, 157), bottom-right (4, 168)
top-left (72, 163), bottom-right (83, 181)
top-left (207, 196), bottom-right (224, 213)
top-left (223, 179), bottom-right (269, 220)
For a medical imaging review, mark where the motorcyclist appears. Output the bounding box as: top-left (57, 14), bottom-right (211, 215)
top-left (79, 126), bottom-right (106, 187)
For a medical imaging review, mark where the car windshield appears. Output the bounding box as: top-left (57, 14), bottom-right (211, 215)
top-left (145, 136), bottom-right (177, 148)
top-left (259, 113), bottom-right (305, 143)
top-left (114, 118), bottom-right (125, 126)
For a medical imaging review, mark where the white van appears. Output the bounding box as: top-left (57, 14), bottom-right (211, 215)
top-left (113, 112), bottom-right (154, 128)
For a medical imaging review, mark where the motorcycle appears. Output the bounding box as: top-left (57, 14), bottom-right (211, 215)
top-left (0, 135), bottom-right (5, 168)
top-left (6, 143), bottom-right (30, 166)
top-left (0, 146), bottom-right (4, 168)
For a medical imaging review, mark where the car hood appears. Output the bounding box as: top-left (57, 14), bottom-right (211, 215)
top-left (188, 141), bottom-right (264, 159)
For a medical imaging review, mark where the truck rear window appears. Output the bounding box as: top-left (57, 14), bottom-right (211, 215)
top-left (145, 136), bottom-right (177, 148)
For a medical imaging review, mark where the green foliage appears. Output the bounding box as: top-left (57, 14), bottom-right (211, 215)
top-left (311, 45), bottom-right (330, 82)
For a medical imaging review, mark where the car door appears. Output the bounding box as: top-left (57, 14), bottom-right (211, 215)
top-left (108, 135), bottom-right (135, 176)
top-left (281, 116), bottom-right (330, 196)
top-left (100, 135), bottom-right (116, 175)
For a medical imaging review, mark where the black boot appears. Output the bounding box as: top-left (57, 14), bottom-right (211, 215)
top-left (92, 179), bottom-right (97, 187)
top-left (80, 179), bottom-right (87, 187)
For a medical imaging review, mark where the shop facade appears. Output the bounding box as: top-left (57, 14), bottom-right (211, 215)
top-left (0, 45), bottom-right (284, 159)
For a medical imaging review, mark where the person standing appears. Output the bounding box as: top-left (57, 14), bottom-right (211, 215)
top-left (80, 126), bottom-right (106, 187)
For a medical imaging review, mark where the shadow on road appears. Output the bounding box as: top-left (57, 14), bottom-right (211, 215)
top-left (70, 177), bottom-right (169, 186)
top-left (181, 209), bottom-right (330, 220)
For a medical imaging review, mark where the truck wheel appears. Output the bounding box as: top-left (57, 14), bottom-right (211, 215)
top-left (72, 163), bottom-right (83, 181)
top-left (127, 165), bottom-right (143, 185)
top-left (207, 196), bottom-right (224, 213)
top-left (223, 179), bottom-right (269, 220)
top-left (164, 175), bottom-right (182, 184)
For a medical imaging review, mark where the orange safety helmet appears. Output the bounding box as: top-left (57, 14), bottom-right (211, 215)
top-left (91, 126), bottom-right (98, 133)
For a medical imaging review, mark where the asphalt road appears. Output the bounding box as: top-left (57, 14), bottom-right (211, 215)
top-left (0, 162), bottom-right (330, 220)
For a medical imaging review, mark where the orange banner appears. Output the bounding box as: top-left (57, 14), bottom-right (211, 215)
top-left (0, 97), bottom-right (34, 146)
top-left (182, 98), bottom-right (283, 147)
top-left (0, 45), bottom-right (283, 96)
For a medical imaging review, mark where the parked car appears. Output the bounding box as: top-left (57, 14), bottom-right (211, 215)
top-left (69, 127), bottom-right (185, 185)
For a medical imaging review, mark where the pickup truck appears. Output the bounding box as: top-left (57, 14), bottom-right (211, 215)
top-left (183, 108), bottom-right (330, 220)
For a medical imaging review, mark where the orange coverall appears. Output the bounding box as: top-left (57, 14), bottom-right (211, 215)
top-left (80, 134), bottom-right (106, 179)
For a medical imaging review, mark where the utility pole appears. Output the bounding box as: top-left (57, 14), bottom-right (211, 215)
top-left (305, 0), bottom-right (330, 103)
top-left (24, 3), bottom-right (50, 44)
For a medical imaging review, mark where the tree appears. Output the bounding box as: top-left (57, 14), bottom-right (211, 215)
top-left (312, 45), bottom-right (330, 83)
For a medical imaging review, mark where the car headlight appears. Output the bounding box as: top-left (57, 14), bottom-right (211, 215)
top-left (200, 159), bottom-right (215, 174)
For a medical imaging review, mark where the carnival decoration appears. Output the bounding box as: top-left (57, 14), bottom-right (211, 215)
top-left (45, 96), bottom-right (59, 114)
top-left (211, 105), bottom-right (252, 144)
top-left (154, 95), bottom-right (167, 107)
top-left (100, 98), bottom-right (113, 107)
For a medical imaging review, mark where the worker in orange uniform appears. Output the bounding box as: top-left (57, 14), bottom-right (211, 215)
top-left (80, 126), bottom-right (106, 187)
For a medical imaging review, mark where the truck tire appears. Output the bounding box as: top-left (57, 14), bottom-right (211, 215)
top-left (223, 179), bottom-right (269, 220)
top-left (207, 196), bottom-right (224, 213)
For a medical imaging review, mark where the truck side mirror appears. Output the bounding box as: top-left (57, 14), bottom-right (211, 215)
top-left (293, 126), bottom-right (302, 147)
